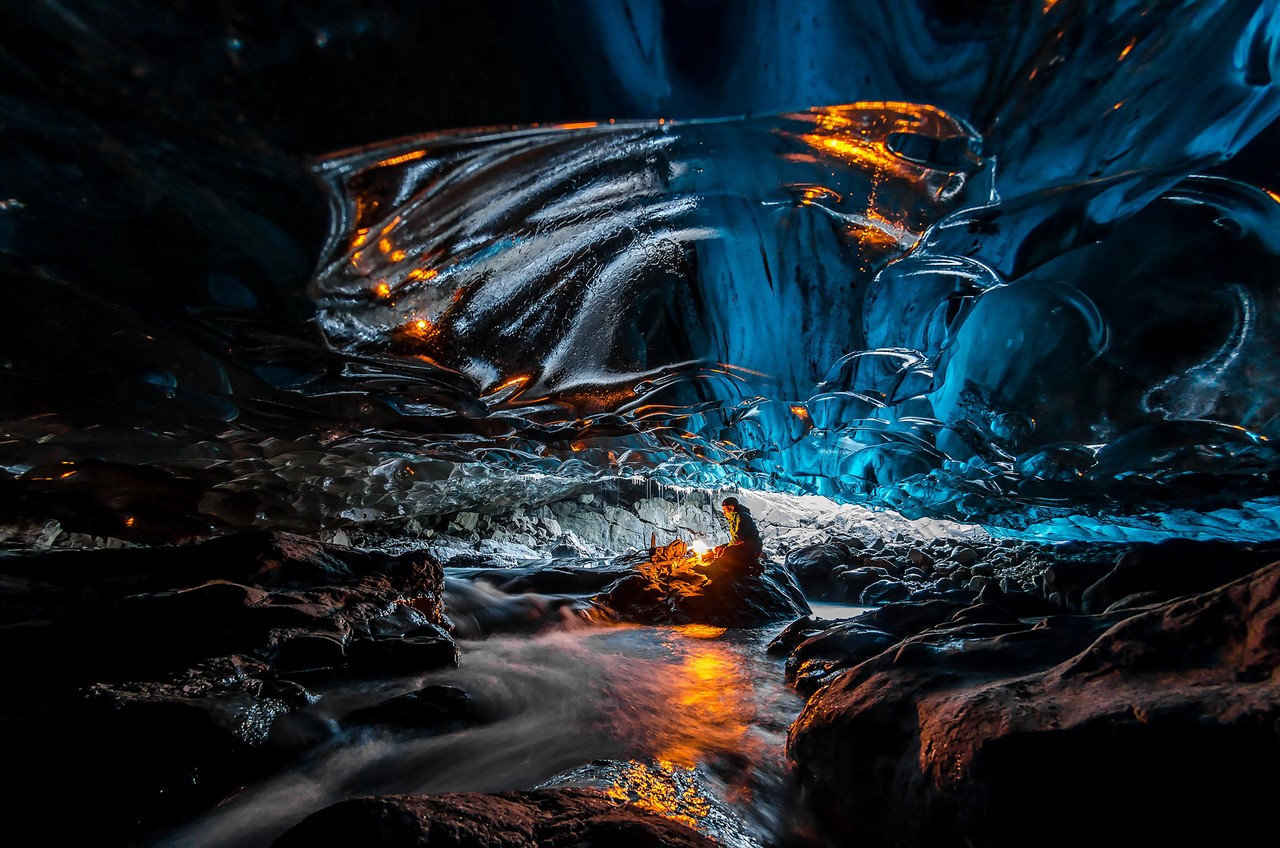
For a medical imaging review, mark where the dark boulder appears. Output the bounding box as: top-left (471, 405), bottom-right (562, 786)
top-left (1, 531), bottom-right (450, 845)
top-left (348, 623), bottom-right (461, 674)
top-left (785, 620), bottom-right (900, 696)
top-left (342, 684), bottom-right (483, 731)
top-left (858, 579), bottom-right (910, 605)
top-left (789, 558), bottom-right (1280, 848)
top-left (767, 614), bottom-right (839, 656)
top-left (595, 562), bottom-right (810, 628)
top-left (784, 543), bottom-right (848, 597)
top-left (1080, 538), bottom-right (1280, 613)
top-left (838, 566), bottom-right (894, 599)
top-left (274, 788), bottom-right (719, 848)
top-left (1039, 557), bottom-right (1115, 612)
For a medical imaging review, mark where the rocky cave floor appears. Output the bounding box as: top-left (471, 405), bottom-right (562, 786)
top-left (3, 507), bottom-right (1279, 848)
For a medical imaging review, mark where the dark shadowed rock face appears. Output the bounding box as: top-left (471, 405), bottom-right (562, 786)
top-left (2, 530), bottom-right (452, 845)
top-left (273, 788), bottom-right (719, 848)
top-left (788, 557), bottom-right (1280, 848)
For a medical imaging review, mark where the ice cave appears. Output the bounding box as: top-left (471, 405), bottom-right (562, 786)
top-left (3, 2), bottom-right (1280, 847)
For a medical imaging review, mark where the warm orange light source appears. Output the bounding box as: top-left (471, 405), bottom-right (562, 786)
top-left (375, 149), bottom-right (428, 168)
top-left (689, 539), bottom-right (709, 557)
top-left (403, 317), bottom-right (434, 341)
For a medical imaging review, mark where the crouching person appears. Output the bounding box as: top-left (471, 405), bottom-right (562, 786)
top-left (696, 496), bottom-right (764, 580)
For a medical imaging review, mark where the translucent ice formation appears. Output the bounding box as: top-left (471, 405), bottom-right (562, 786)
top-left (5, 1), bottom-right (1280, 543)
top-left (312, 104), bottom-right (990, 411)
top-left (301, 98), bottom-right (1280, 540)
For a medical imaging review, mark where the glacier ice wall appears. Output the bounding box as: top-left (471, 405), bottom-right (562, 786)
top-left (3, 0), bottom-right (1280, 543)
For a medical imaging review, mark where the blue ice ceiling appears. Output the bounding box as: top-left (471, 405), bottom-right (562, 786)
top-left (4, 0), bottom-right (1280, 542)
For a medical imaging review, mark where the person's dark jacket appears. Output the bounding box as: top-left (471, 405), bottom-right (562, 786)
top-left (727, 506), bottom-right (761, 549)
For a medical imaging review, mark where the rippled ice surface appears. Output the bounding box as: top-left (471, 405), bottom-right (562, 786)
top-left (159, 620), bottom-right (804, 848)
top-left (8, 2), bottom-right (1280, 546)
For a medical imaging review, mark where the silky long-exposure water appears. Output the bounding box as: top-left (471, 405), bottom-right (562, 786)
top-left (158, 582), bottom-right (835, 848)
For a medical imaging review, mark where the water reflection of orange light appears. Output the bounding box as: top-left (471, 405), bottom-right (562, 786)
top-left (603, 759), bottom-right (711, 829)
top-left (652, 638), bottom-right (750, 768)
top-left (374, 282), bottom-right (391, 298)
top-left (389, 249), bottom-right (407, 262)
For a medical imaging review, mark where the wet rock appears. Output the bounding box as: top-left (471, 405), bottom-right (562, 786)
top-left (789, 558), bottom-right (1280, 848)
top-left (864, 556), bottom-right (900, 574)
top-left (274, 788), bottom-right (719, 848)
top-left (342, 684), bottom-right (482, 731)
top-left (784, 543), bottom-right (847, 596)
top-left (767, 614), bottom-right (837, 656)
top-left (1039, 558), bottom-right (1115, 612)
top-left (348, 623), bottom-right (460, 674)
top-left (274, 632), bottom-right (348, 673)
top-left (1079, 538), bottom-right (1280, 614)
top-left (13, 655), bottom-right (326, 842)
top-left (859, 579), bottom-right (910, 605)
top-left (974, 582), bottom-right (1056, 618)
top-left (1103, 590), bottom-right (1164, 612)
top-left (944, 602), bottom-right (1021, 627)
top-left (838, 565), bottom-right (893, 598)
top-left (859, 599), bottom-right (972, 638)
top-left (907, 548), bottom-right (934, 568)
top-left (596, 562), bottom-right (810, 627)
top-left (907, 585), bottom-right (978, 604)
top-left (2, 531), bottom-right (449, 844)
top-left (785, 620), bottom-right (899, 696)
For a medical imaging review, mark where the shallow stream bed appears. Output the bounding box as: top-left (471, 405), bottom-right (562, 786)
top-left (157, 599), bottom-right (869, 847)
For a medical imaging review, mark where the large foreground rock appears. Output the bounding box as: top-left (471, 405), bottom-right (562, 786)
top-left (274, 788), bottom-right (718, 848)
top-left (2, 531), bottom-right (452, 845)
top-left (788, 558), bottom-right (1280, 847)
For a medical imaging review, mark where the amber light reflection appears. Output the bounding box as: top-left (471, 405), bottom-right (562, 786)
top-left (601, 623), bottom-right (754, 830)
top-left (653, 624), bottom-right (749, 766)
top-left (603, 760), bottom-right (712, 829)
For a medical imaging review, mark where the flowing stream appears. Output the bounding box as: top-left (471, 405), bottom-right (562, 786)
top-left (157, 587), bottom-right (864, 847)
